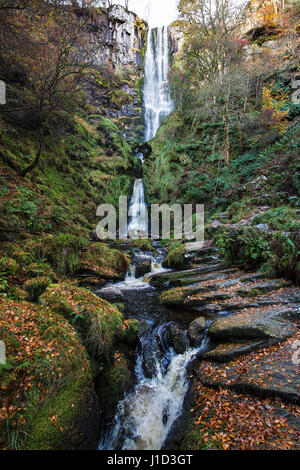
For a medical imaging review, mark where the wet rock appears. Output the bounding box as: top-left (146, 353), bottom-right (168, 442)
top-left (166, 324), bottom-right (189, 354)
top-left (196, 334), bottom-right (300, 403)
top-left (95, 287), bottom-right (125, 303)
top-left (208, 306), bottom-right (297, 342)
top-left (149, 263), bottom-right (225, 287)
top-left (187, 317), bottom-right (206, 347)
top-left (255, 223), bottom-right (269, 232)
top-left (202, 339), bottom-right (270, 362)
top-left (237, 281), bottom-right (287, 297)
top-left (135, 259), bottom-right (152, 278)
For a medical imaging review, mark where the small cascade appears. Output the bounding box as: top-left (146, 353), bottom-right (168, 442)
top-left (100, 335), bottom-right (209, 451)
top-left (125, 263), bottom-right (136, 282)
top-left (127, 179), bottom-right (148, 239)
top-left (144, 26), bottom-right (173, 141)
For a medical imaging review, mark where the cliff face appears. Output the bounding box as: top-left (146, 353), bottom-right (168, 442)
top-left (90, 5), bottom-right (147, 72)
top-left (83, 5), bottom-right (148, 144)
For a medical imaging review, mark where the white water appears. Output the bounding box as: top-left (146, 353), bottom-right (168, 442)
top-left (127, 179), bottom-right (148, 239)
top-left (98, 13), bottom-right (195, 452)
top-left (100, 347), bottom-right (199, 450)
top-left (144, 26), bottom-right (173, 141)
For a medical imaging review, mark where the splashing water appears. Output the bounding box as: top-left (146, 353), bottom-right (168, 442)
top-left (99, 346), bottom-right (200, 450)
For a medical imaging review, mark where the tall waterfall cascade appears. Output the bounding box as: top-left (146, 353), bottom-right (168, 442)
top-left (144, 26), bottom-right (173, 141)
top-left (98, 20), bottom-right (196, 452)
top-left (127, 26), bottom-right (173, 238)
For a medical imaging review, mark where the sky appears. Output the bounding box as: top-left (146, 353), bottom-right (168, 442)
top-left (111, 0), bottom-right (180, 27)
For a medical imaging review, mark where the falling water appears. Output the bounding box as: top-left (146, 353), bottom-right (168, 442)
top-left (98, 19), bottom-right (196, 452)
top-left (127, 179), bottom-right (148, 238)
top-left (144, 26), bottom-right (173, 141)
top-left (100, 347), bottom-right (200, 450)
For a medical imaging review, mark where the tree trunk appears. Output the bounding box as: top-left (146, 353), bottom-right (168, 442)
top-left (20, 141), bottom-right (43, 177)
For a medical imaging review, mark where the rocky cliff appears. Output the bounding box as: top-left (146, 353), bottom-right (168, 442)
top-left (83, 5), bottom-right (148, 143)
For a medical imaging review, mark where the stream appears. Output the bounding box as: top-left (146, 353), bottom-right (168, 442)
top-left (98, 25), bottom-right (206, 451)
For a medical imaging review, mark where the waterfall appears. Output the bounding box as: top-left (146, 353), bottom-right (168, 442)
top-left (127, 26), bottom-right (173, 239)
top-left (127, 179), bottom-right (148, 238)
top-left (144, 26), bottom-right (173, 141)
top-left (98, 19), bottom-right (191, 452)
top-left (100, 348), bottom-right (199, 450)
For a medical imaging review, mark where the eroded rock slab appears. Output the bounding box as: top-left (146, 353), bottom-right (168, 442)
top-left (208, 306), bottom-right (298, 341)
top-left (195, 333), bottom-right (300, 404)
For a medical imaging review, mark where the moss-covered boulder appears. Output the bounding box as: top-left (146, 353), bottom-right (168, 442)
top-left (24, 276), bottom-right (52, 301)
top-left (26, 373), bottom-right (100, 450)
top-left (41, 283), bottom-right (125, 359)
top-left (0, 298), bottom-right (99, 450)
top-left (118, 318), bottom-right (139, 344)
top-left (76, 242), bottom-right (130, 281)
top-left (96, 351), bottom-right (131, 417)
top-left (0, 256), bottom-right (18, 275)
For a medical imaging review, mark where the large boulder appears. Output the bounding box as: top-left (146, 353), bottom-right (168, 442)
top-left (166, 324), bottom-right (189, 354)
top-left (0, 298), bottom-right (100, 450)
top-left (135, 259), bottom-right (152, 278)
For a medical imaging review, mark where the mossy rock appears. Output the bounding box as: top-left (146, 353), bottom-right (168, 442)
top-left (118, 318), bottom-right (139, 344)
top-left (0, 257), bottom-right (18, 275)
top-left (6, 286), bottom-right (28, 301)
top-left (41, 283), bottom-right (124, 359)
top-left (131, 239), bottom-right (155, 252)
top-left (181, 430), bottom-right (222, 450)
top-left (76, 243), bottom-right (130, 280)
top-left (0, 298), bottom-right (94, 450)
top-left (23, 262), bottom-right (57, 281)
top-left (26, 372), bottom-right (100, 450)
top-left (96, 351), bottom-right (131, 417)
top-left (24, 276), bottom-right (52, 301)
top-left (24, 234), bottom-right (87, 275)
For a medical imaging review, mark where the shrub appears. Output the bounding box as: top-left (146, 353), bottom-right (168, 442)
top-left (214, 227), bottom-right (271, 270)
top-left (262, 232), bottom-right (300, 281)
top-left (252, 207), bottom-right (299, 231)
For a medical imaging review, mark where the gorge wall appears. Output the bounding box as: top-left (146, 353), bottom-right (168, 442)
top-left (82, 4), bottom-right (148, 144)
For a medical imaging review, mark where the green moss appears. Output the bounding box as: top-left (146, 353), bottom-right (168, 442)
top-left (96, 351), bottom-right (131, 415)
top-left (25, 370), bottom-right (98, 450)
top-left (118, 318), bottom-right (139, 344)
top-left (164, 245), bottom-right (186, 268)
top-left (181, 430), bottom-right (222, 450)
top-left (252, 206), bottom-right (300, 231)
top-left (0, 298), bottom-right (91, 450)
top-left (24, 234), bottom-right (87, 275)
top-left (24, 276), bottom-right (52, 301)
top-left (131, 239), bottom-right (155, 251)
top-left (0, 257), bottom-right (18, 275)
top-left (41, 283), bottom-right (124, 359)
